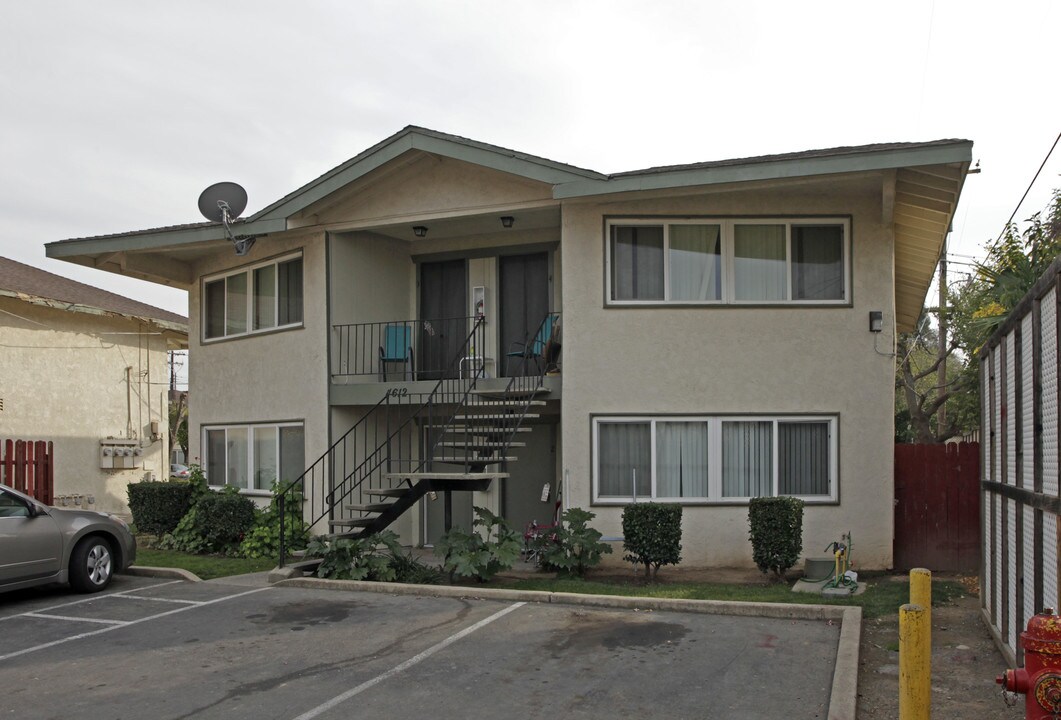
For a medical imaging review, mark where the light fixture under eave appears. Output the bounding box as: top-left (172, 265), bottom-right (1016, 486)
top-left (413, 226), bottom-right (428, 238)
top-left (500, 216), bottom-right (515, 228)
top-left (198, 181), bottom-right (257, 256)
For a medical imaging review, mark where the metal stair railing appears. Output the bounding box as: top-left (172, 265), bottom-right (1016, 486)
top-left (278, 316), bottom-right (487, 565)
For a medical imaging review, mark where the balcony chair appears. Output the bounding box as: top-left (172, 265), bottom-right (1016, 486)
top-left (505, 313), bottom-right (558, 376)
top-left (379, 324), bottom-right (414, 381)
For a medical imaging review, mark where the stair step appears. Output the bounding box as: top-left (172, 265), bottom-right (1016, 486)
top-left (452, 414), bottom-right (540, 421)
top-left (329, 518), bottom-right (375, 528)
top-left (472, 388), bottom-right (549, 398)
top-left (466, 400), bottom-right (547, 407)
top-left (432, 456), bottom-right (517, 463)
top-left (442, 426), bottom-right (532, 433)
top-left (343, 503), bottom-right (394, 513)
top-left (440, 441), bottom-right (525, 448)
top-left (383, 472), bottom-right (509, 481)
top-left (363, 488), bottom-right (411, 498)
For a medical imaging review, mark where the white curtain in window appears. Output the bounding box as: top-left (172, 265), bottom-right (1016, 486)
top-left (657, 422), bottom-right (709, 498)
top-left (598, 423), bottom-right (652, 497)
top-left (669, 225), bottom-right (721, 301)
top-left (733, 225), bottom-right (786, 301)
top-left (792, 226), bottom-right (843, 300)
top-left (226, 427), bottom-right (249, 489)
top-left (253, 426), bottom-right (278, 490)
top-left (779, 422), bottom-right (830, 495)
top-left (612, 227), bottom-right (664, 300)
top-left (722, 421), bottom-right (773, 497)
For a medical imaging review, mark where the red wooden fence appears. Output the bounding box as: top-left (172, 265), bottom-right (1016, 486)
top-left (894, 442), bottom-right (980, 573)
top-left (1, 439), bottom-right (54, 504)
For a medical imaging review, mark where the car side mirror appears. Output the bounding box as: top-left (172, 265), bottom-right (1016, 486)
top-left (27, 502), bottom-right (48, 518)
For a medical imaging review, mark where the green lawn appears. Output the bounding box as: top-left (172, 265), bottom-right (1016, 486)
top-left (490, 576), bottom-right (966, 619)
top-left (134, 549), bottom-right (275, 580)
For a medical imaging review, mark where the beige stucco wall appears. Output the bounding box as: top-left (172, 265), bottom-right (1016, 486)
top-left (187, 231), bottom-right (330, 502)
top-left (0, 297), bottom-right (173, 515)
top-left (559, 174), bottom-right (897, 568)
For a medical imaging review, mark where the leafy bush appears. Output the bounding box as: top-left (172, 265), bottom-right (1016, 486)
top-left (238, 483), bottom-right (309, 559)
top-left (532, 508), bottom-right (612, 578)
top-left (160, 485), bottom-right (256, 555)
top-left (126, 480), bottom-right (196, 537)
top-left (436, 506), bottom-right (522, 582)
top-left (305, 531), bottom-right (442, 584)
top-left (622, 503), bottom-right (682, 579)
top-left (748, 496), bottom-right (805, 580)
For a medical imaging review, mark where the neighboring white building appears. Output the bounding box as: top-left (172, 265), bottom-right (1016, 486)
top-left (46, 127), bottom-right (971, 566)
top-left (0, 257), bottom-right (187, 514)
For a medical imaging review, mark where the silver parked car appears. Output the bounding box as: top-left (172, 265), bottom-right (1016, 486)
top-left (0, 483), bottom-right (137, 594)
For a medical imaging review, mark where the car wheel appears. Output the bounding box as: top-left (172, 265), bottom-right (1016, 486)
top-left (70, 537), bottom-right (114, 593)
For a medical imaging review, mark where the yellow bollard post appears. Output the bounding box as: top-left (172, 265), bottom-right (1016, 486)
top-left (910, 567), bottom-right (932, 655)
top-left (899, 603), bottom-right (931, 720)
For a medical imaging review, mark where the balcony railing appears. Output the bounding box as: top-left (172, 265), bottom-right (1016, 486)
top-left (333, 316), bottom-right (485, 381)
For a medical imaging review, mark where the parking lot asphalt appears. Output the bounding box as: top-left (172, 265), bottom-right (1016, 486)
top-left (0, 574), bottom-right (843, 719)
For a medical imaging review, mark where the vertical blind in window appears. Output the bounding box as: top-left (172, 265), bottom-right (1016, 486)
top-left (779, 421), bottom-right (830, 495)
top-left (669, 225), bottom-right (721, 301)
top-left (253, 426), bottom-right (278, 490)
top-left (204, 280), bottom-right (226, 339)
top-left (254, 265), bottom-right (277, 330)
top-left (225, 273), bottom-right (248, 335)
top-left (205, 423), bottom-right (306, 490)
top-left (204, 255), bottom-right (303, 340)
top-left (279, 425), bottom-right (306, 485)
top-left (792, 226), bottom-right (844, 300)
top-left (278, 257), bottom-right (304, 326)
top-left (722, 421), bottom-right (773, 497)
top-left (226, 427), bottom-right (249, 488)
top-left (612, 226), bottom-right (664, 300)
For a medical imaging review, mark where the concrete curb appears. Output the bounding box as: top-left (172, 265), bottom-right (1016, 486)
top-left (277, 576), bottom-right (862, 718)
top-left (125, 566), bottom-right (203, 582)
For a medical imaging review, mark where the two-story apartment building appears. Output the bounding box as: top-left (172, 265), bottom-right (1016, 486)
top-left (47, 127), bottom-right (971, 567)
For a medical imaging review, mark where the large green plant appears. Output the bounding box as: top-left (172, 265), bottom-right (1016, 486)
top-left (436, 506), bottom-right (522, 582)
top-left (305, 531), bottom-right (442, 583)
top-left (621, 503), bottom-right (682, 579)
top-left (238, 482), bottom-right (309, 559)
top-left (748, 496), bottom-right (804, 580)
top-left (160, 474), bottom-right (256, 555)
top-left (533, 508), bottom-right (612, 578)
top-left (126, 480), bottom-right (196, 537)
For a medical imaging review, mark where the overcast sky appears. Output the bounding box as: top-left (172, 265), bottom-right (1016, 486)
top-left (3, 0), bottom-right (1060, 318)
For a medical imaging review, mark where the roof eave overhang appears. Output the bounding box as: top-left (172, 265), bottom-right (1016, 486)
top-left (0, 288), bottom-right (189, 338)
top-left (553, 142), bottom-right (974, 199)
top-left (45, 218), bottom-right (288, 258)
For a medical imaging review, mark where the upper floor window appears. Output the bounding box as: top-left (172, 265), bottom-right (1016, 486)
top-left (607, 219), bottom-right (848, 305)
top-left (203, 253), bottom-right (304, 340)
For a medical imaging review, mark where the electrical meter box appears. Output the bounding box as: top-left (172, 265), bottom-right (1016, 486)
top-left (99, 439), bottom-right (142, 469)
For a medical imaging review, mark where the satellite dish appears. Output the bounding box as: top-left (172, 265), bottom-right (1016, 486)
top-left (197, 181), bottom-right (256, 256)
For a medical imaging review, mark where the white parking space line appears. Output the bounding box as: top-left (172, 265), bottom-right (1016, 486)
top-left (0, 580), bottom-right (184, 622)
top-left (25, 613), bottom-right (129, 626)
top-left (0, 586), bottom-right (271, 663)
top-left (291, 601), bottom-right (526, 720)
top-left (112, 595), bottom-right (203, 605)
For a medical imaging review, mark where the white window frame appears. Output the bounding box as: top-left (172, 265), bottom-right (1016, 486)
top-left (202, 421), bottom-right (304, 495)
top-left (202, 252), bottom-right (303, 341)
top-left (605, 218), bottom-right (850, 306)
top-left (591, 415), bottom-right (838, 504)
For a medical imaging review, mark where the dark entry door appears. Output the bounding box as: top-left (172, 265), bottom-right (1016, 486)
top-left (419, 260), bottom-right (467, 379)
top-left (499, 253), bottom-right (550, 377)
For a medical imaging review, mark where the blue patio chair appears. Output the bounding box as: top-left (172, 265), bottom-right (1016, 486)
top-left (506, 314), bottom-right (558, 376)
top-left (379, 324), bottom-right (414, 381)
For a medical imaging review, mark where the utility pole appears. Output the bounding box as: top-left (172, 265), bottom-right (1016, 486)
top-left (937, 237), bottom-right (948, 433)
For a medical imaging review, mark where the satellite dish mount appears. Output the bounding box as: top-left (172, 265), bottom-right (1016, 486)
top-left (198, 182), bottom-right (256, 256)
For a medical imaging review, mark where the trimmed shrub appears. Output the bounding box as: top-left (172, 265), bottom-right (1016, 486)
top-left (161, 486), bottom-right (257, 555)
top-left (127, 481), bottom-right (196, 536)
top-left (748, 496), bottom-right (805, 580)
top-left (621, 503), bottom-right (682, 578)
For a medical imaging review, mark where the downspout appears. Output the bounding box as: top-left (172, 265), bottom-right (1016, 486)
top-left (126, 366), bottom-right (134, 438)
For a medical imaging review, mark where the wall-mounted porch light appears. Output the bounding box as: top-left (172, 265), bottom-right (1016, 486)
top-left (500, 216), bottom-right (515, 228)
top-left (869, 311), bottom-right (883, 333)
top-left (412, 226), bottom-right (428, 238)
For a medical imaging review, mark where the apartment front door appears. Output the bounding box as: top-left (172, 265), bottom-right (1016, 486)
top-left (499, 252), bottom-right (550, 377)
top-left (419, 259), bottom-right (467, 379)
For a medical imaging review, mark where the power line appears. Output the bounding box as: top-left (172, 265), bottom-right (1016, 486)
top-left (993, 128), bottom-right (1061, 246)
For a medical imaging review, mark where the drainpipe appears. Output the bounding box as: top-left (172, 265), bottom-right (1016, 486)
top-left (126, 366), bottom-right (134, 438)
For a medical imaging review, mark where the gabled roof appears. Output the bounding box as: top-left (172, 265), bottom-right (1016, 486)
top-left (0, 256), bottom-right (187, 331)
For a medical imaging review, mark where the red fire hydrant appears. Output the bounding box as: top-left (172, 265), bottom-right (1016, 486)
top-left (998, 608), bottom-right (1061, 717)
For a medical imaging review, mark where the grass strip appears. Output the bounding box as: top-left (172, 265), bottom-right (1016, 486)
top-left (134, 549), bottom-right (275, 581)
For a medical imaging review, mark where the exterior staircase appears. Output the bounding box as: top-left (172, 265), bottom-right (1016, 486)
top-left (277, 314), bottom-right (557, 564)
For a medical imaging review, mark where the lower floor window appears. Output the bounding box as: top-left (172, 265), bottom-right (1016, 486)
top-left (593, 415), bottom-right (836, 502)
top-left (203, 422), bottom-right (305, 491)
